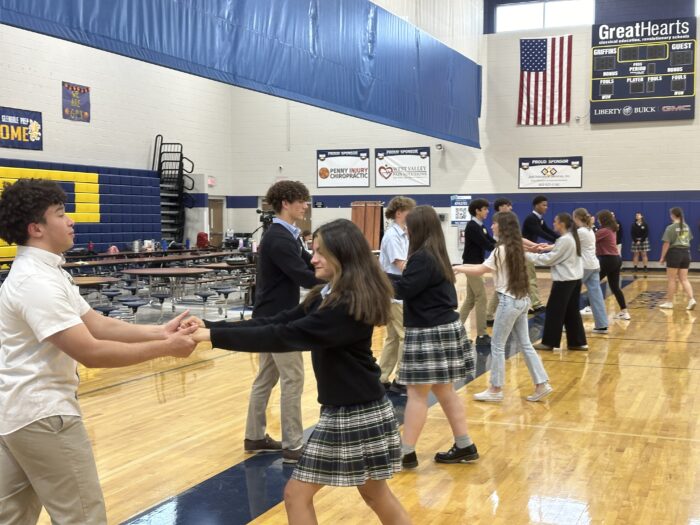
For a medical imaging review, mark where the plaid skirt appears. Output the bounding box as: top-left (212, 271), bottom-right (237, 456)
top-left (399, 319), bottom-right (474, 385)
top-left (631, 239), bottom-right (650, 253)
top-left (292, 396), bottom-right (401, 487)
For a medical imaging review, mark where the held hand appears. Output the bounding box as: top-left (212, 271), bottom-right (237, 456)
top-left (163, 310), bottom-right (191, 336)
top-left (167, 324), bottom-right (198, 358)
top-left (179, 315), bottom-right (205, 330)
top-left (192, 328), bottom-right (211, 343)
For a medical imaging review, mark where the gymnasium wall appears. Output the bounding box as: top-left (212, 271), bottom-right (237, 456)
top-left (1, 1), bottom-right (697, 263)
top-left (481, 23), bottom-right (699, 262)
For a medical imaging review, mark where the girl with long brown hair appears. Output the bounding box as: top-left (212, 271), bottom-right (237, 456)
top-left (596, 209), bottom-right (630, 320)
top-left (529, 212), bottom-right (588, 351)
top-left (454, 211), bottom-right (551, 402)
top-left (659, 207), bottom-right (695, 310)
top-left (395, 205), bottom-right (477, 469)
top-left (181, 219), bottom-right (410, 525)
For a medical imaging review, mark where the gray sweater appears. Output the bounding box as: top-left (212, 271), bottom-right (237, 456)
top-left (527, 233), bottom-right (583, 281)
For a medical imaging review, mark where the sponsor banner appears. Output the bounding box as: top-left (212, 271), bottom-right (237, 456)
top-left (375, 147), bottom-right (430, 187)
top-left (316, 149), bottom-right (370, 188)
top-left (62, 81), bottom-right (91, 122)
top-left (519, 156), bottom-right (583, 189)
top-left (0, 107), bottom-right (43, 150)
top-left (591, 17), bottom-right (696, 123)
top-left (450, 195), bottom-right (472, 226)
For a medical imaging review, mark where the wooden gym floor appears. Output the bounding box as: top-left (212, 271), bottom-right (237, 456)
top-left (36, 271), bottom-right (700, 524)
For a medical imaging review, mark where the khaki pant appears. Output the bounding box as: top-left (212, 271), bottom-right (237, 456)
top-left (526, 259), bottom-right (543, 308)
top-left (459, 274), bottom-right (487, 336)
top-left (486, 290), bottom-right (499, 321)
top-left (0, 416), bottom-right (107, 525)
top-left (378, 302), bottom-right (405, 383)
top-left (245, 352), bottom-right (304, 450)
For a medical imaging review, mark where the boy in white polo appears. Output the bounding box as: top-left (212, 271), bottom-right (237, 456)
top-left (0, 179), bottom-right (198, 525)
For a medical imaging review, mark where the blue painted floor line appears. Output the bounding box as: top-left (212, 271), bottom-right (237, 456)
top-left (123, 279), bottom-right (634, 524)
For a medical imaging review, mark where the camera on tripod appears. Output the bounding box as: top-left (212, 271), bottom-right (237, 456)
top-left (256, 209), bottom-right (275, 229)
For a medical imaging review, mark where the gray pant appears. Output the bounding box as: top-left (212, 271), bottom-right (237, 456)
top-left (245, 352), bottom-right (304, 450)
top-left (0, 416), bottom-right (107, 525)
top-left (459, 274), bottom-right (487, 336)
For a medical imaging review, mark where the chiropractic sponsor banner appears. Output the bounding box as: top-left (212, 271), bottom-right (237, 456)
top-left (0, 107), bottom-right (43, 150)
top-left (591, 17), bottom-right (696, 123)
top-left (316, 149), bottom-right (370, 188)
top-left (375, 147), bottom-right (430, 187)
top-left (62, 81), bottom-right (91, 122)
top-left (519, 156), bottom-right (582, 188)
top-left (450, 195), bottom-right (472, 226)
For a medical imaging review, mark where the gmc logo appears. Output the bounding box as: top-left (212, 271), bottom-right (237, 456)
top-left (661, 105), bottom-right (692, 112)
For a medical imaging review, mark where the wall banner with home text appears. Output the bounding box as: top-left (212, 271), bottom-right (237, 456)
top-left (0, 107), bottom-right (43, 150)
top-left (375, 147), bottom-right (430, 187)
top-left (317, 149), bottom-right (370, 188)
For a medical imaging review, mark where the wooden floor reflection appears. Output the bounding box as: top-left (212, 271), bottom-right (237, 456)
top-left (36, 272), bottom-right (700, 524)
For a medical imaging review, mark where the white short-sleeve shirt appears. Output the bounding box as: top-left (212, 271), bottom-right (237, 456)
top-left (0, 245), bottom-right (91, 435)
top-left (483, 245), bottom-right (514, 297)
top-left (379, 223), bottom-right (408, 275)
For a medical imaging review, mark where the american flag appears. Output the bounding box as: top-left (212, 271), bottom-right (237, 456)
top-left (518, 35), bottom-right (572, 126)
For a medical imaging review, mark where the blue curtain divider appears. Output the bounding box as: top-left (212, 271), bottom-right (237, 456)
top-left (0, 0), bottom-right (482, 147)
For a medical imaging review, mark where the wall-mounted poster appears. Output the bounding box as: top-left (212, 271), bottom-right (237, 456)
top-left (375, 147), bottom-right (430, 187)
top-left (316, 149), bottom-right (370, 188)
top-left (450, 195), bottom-right (472, 226)
top-left (0, 106), bottom-right (43, 150)
top-left (591, 17), bottom-right (696, 123)
top-left (519, 156), bottom-right (582, 188)
top-left (62, 81), bottom-right (91, 122)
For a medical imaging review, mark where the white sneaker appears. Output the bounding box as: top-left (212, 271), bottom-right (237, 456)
top-left (659, 302), bottom-right (674, 309)
top-left (527, 383), bottom-right (553, 402)
top-left (688, 299), bottom-right (697, 311)
top-left (580, 306), bottom-right (592, 315)
top-left (473, 389), bottom-right (504, 402)
top-left (615, 311), bottom-right (631, 320)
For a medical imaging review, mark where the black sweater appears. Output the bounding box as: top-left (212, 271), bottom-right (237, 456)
top-left (253, 223), bottom-right (319, 318)
top-left (394, 249), bottom-right (458, 328)
top-left (205, 297), bottom-right (384, 406)
top-left (631, 221), bottom-right (649, 242)
top-left (462, 219), bottom-right (496, 264)
top-left (522, 212), bottom-right (558, 243)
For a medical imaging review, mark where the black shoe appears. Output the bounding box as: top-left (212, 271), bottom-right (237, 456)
top-left (282, 447), bottom-right (303, 464)
top-left (382, 382), bottom-right (391, 391)
top-left (244, 434), bottom-right (282, 453)
top-left (486, 319), bottom-right (495, 327)
top-left (475, 334), bottom-right (491, 346)
top-left (434, 443), bottom-right (479, 464)
top-left (402, 451), bottom-right (418, 469)
top-left (389, 380), bottom-right (407, 395)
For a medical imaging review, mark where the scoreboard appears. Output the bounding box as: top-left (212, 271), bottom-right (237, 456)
top-left (591, 17), bottom-right (696, 123)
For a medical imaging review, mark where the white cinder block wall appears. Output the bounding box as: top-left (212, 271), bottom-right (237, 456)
top-left (483, 24), bottom-right (700, 192)
top-left (0, 0), bottom-right (485, 260)
top-left (3, 3), bottom-right (692, 261)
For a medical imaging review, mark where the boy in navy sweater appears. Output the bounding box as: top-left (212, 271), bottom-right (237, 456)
top-left (245, 180), bottom-right (319, 463)
top-left (459, 199), bottom-right (496, 345)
